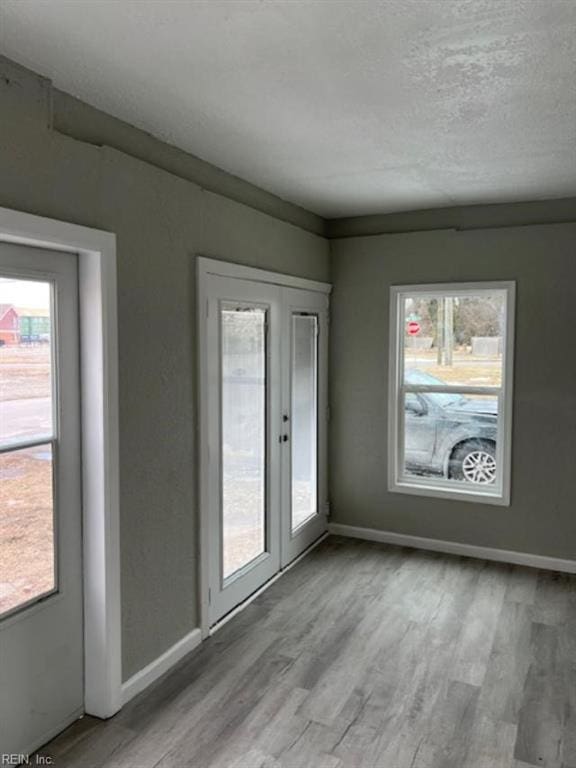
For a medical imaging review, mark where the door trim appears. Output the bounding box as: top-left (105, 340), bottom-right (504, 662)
top-left (197, 257), bottom-right (331, 295)
top-left (197, 256), bottom-right (331, 638)
top-left (0, 206), bottom-right (121, 720)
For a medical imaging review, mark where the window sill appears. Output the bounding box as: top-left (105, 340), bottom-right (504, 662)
top-left (389, 478), bottom-right (510, 507)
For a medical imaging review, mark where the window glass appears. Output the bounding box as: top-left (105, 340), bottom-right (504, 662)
top-left (0, 278), bottom-right (53, 444)
top-left (221, 305), bottom-right (267, 579)
top-left (403, 392), bottom-right (500, 486)
top-left (1, 276), bottom-right (56, 617)
top-left (291, 314), bottom-right (318, 531)
top-left (0, 443), bottom-right (55, 616)
top-left (403, 294), bottom-right (505, 388)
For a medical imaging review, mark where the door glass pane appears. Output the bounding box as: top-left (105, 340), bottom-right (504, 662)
top-left (291, 314), bottom-right (318, 531)
top-left (221, 305), bottom-right (266, 580)
top-left (403, 293), bottom-right (505, 388)
top-left (0, 277), bottom-right (53, 444)
top-left (403, 392), bottom-right (499, 487)
top-left (0, 443), bottom-right (55, 616)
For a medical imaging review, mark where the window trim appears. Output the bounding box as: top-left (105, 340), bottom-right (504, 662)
top-left (388, 281), bottom-right (515, 506)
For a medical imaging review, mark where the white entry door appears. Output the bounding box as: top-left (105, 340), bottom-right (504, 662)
top-left (201, 263), bottom-right (330, 627)
top-left (0, 243), bottom-right (83, 755)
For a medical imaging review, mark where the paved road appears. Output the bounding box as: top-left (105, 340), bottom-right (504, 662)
top-left (0, 397), bottom-right (52, 442)
top-left (406, 358), bottom-right (500, 365)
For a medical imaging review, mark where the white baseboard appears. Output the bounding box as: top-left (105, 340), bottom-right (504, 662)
top-left (122, 533), bottom-right (329, 705)
top-left (120, 524), bottom-right (574, 709)
top-left (328, 523), bottom-right (576, 574)
top-left (121, 628), bottom-right (202, 706)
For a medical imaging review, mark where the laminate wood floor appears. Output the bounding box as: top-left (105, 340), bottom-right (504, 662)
top-left (37, 536), bottom-right (576, 768)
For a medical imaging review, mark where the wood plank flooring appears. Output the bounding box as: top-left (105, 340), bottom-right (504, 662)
top-left (37, 536), bottom-right (576, 767)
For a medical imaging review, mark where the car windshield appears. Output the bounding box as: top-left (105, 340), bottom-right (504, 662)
top-left (405, 369), bottom-right (466, 408)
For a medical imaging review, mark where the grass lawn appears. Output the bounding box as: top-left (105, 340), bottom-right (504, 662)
top-left (0, 446), bottom-right (54, 615)
top-left (405, 348), bottom-right (502, 387)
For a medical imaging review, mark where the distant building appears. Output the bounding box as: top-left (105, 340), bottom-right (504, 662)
top-left (0, 304), bottom-right (20, 345)
top-left (19, 313), bottom-right (51, 343)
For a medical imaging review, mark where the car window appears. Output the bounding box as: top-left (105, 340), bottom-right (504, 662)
top-left (405, 369), bottom-right (464, 408)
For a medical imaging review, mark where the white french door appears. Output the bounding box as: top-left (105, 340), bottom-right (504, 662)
top-left (204, 275), bottom-right (283, 623)
top-left (200, 262), bottom-right (329, 627)
top-left (0, 244), bottom-right (83, 754)
top-left (280, 288), bottom-right (328, 567)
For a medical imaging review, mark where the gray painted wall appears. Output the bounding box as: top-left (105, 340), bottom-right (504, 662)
top-left (0, 56), bottom-right (329, 679)
top-left (330, 223), bottom-right (576, 560)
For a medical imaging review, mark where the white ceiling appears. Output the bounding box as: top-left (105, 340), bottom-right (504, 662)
top-left (1, 0), bottom-right (576, 218)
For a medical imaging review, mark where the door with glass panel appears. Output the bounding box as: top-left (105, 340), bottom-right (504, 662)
top-left (280, 288), bottom-right (328, 567)
top-left (203, 271), bottom-right (329, 626)
top-left (0, 243), bottom-right (82, 754)
top-left (205, 274), bottom-right (283, 624)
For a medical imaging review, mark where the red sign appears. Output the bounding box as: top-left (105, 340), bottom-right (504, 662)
top-left (407, 320), bottom-right (421, 336)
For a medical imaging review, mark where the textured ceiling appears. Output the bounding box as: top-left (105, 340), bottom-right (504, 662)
top-left (1, 0), bottom-right (575, 218)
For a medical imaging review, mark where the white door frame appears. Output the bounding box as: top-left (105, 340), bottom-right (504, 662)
top-left (197, 256), bottom-right (331, 637)
top-left (0, 206), bottom-right (122, 719)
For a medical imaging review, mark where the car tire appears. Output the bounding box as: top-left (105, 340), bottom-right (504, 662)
top-left (449, 439), bottom-right (496, 485)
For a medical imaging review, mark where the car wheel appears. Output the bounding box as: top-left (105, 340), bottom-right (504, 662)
top-left (449, 440), bottom-right (496, 485)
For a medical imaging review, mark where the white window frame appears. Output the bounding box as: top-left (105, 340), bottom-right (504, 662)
top-left (388, 281), bottom-right (515, 506)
